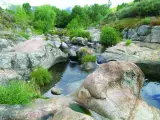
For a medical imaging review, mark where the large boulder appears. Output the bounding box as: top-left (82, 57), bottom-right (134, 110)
top-left (87, 28), bottom-right (101, 43)
top-left (73, 61), bottom-right (160, 120)
top-left (150, 26), bottom-right (160, 43)
top-left (0, 38), bottom-right (67, 82)
top-left (0, 69), bottom-right (22, 85)
top-left (71, 37), bottom-right (88, 46)
top-left (137, 25), bottom-right (151, 36)
top-left (53, 108), bottom-right (94, 120)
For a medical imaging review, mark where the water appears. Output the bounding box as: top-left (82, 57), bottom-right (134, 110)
top-left (141, 79), bottom-right (160, 109)
top-left (41, 62), bottom-right (160, 110)
top-left (41, 61), bottom-right (96, 97)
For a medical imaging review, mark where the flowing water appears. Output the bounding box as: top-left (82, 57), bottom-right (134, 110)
top-left (41, 62), bottom-right (160, 110)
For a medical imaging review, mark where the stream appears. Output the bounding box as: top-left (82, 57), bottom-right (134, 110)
top-left (41, 61), bottom-right (160, 110)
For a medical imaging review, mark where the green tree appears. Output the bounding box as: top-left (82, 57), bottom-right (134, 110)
top-left (22, 3), bottom-right (32, 15)
top-left (55, 9), bottom-right (71, 28)
top-left (33, 5), bottom-right (56, 33)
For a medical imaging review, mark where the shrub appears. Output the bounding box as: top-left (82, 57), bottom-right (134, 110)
top-left (143, 17), bottom-right (151, 25)
top-left (100, 26), bottom-right (121, 46)
top-left (18, 31), bottom-right (30, 39)
top-left (68, 29), bottom-right (91, 40)
top-left (125, 39), bottom-right (132, 46)
top-left (30, 66), bottom-right (52, 86)
top-left (0, 80), bottom-right (39, 105)
top-left (81, 54), bottom-right (96, 64)
top-left (33, 5), bottom-right (56, 34)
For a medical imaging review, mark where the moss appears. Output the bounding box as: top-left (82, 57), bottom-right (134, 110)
top-left (81, 54), bottom-right (96, 64)
top-left (125, 39), bottom-right (132, 46)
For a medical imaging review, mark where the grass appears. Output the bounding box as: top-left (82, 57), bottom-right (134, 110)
top-left (0, 80), bottom-right (40, 105)
top-left (143, 17), bottom-right (151, 25)
top-left (125, 39), bottom-right (132, 46)
top-left (81, 54), bottom-right (96, 64)
top-left (18, 31), bottom-right (30, 39)
top-left (30, 66), bottom-right (52, 86)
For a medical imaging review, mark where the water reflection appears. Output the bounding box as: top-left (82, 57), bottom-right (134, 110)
top-left (141, 80), bottom-right (160, 109)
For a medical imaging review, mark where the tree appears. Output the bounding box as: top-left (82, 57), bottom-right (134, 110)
top-left (22, 3), bottom-right (32, 15)
top-left (55, 9), bottom-right (71, 28)
top-left (33, 5), bottom-right (56, 33)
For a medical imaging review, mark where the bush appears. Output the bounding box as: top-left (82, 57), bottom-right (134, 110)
top-left (81, 54), bottom-right (96, 64)
top-left (143, 17), bottom-right (151, 25)
top-left (30, 66), bottom-right (52, 86)
top-left (0, 80), bottom-right (39, 105)
top-left (33, 5), bottom-right (56, 34)
top-left (68, 29), bottom-right (91, 40)
top-left (125, 39), bottom-right (132, 46)
top-left (18, 31), bottom-right (30, 39)
top-left (100, 26), bottom-right (121, 46)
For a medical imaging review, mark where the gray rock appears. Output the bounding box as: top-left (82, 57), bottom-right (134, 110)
top-left (72, 37), bottom-right (88, 46)
top-left (87, 28), bottom-right (101, 43)
top-left (122, 28), bottom-right (128, 39)
top-left (130, 33), bottom-right (140, 41)
top-left (151, 26), bottom-right (160, 43)
top-left (0, 69), bottom-right (22, 85)
top-left (73, 61), bottom-right (160, 120)
top-left (0, 23), bottom-right (5, 30)
top-left (61, 42), bottom-right (69, 49)
top-left (128, 28), bottom-right (136, 38)
top-left (80, 62), bottom-right (96, 71)
top-left (0, 39), bottom-right (10, 51)
top-left (51, 87), bottom-right (62, 95)
top-left (51, 35), bottom-right (61, 41)
top-left (53, 41), bottom-right (61, 48)
top-left (68, 49), bottom-right (78, 61)
top-left (62, 36), bottom-right (70, 44)
top-left (0, 53), bottom-right (13, 69)
top-left (25, 28), bottom-right (32, 36)
top-left (137, 25), bottom-right (151, 36)
top-left (53, 108), bottom-right (94, 120)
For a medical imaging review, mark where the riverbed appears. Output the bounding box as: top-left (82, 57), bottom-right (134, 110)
top-left (41, 62), bottom-right (160, 110)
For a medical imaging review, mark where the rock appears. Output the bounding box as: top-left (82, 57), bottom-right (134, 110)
top-left (62, 36), bottom-right (70, 44)
top-left (0, 69), bottom-right (22, 85)
top-left (53, 41), bottom-right (61, 48)
top-left (0, 23), bottom-right (5, 30)
top-left (53, 108), bottom-right (94, 120)
top-left (51, 35), bottom-right (61, 41)
top-left (61, 42), bottom-right (69, 49)
top-left (87, 42), bottom-right (94, 48)
top-left (25, 28), bottom-right (32, 36)
top-left (0, 97), bottom-right (74, 120)
top-left (80, 62), bottom-right (96, 71)
top-left (71, 37), bottom-right (88, 46)
top-left (100, 42), bottom-right (160, 63)
top-left (51, 87), bottom-right (62, 95)
top-left (0, 38), bottom-right (67, 81)
top-left (73, 61), bottom-right (160, 119)
top-left (122, 28), bottom-right (128, 39)
top-left (128, 28), bottom-right (136, 38)
top-left (0, 39), bottom-right (10, 51)
top-left (87, 27), bottom-right (101, 43)
top-left (68, 49), bottom-right (78, 61)
top-left (150, 26), bottom-right (160, 43)
top-left (137, 25), bottom-right (151, 36)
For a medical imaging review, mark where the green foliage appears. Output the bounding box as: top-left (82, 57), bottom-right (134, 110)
top-left (22, 3), bottom-right (32, 15)
top-left (100, 26), bottom-right (121, 46)
top-left (33, 5), bottom-right (56, 34)
top-left (117, 0), bottom-right (160, 19)
top-left (143, 17), bottom-right (151, 25)
top-left (18, 31), bottom-right (30, 39)
top-left (0, 80), bottom-right (39, 105)
top-left (81, 54), bottom-right (96, 64)
top-left (30, 66), bottom-right (52, 86)
top-left (68, 29), bottom-right (91, 40)
top-left (52, 6), bottom-right (71, 28)
top-left (125, 39), bottom-right (132, 46)
top-left (14, 6), bottom-right (29, 27)
top-left (67, 18), bottom-right (81, 30)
